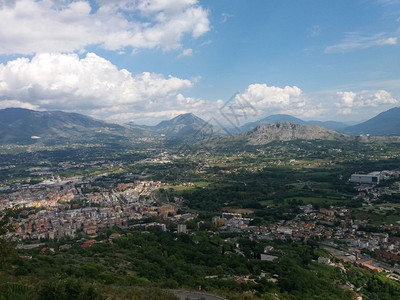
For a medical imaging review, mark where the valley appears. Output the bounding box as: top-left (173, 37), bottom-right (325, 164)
top-left (2, 114), bottom-right (400, 299)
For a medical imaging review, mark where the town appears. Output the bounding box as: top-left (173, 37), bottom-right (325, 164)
top-left (2, 139), bottom-right (400, 299)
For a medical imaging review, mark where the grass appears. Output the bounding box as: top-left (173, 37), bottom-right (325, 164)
top-left (352, 211), bottom-right (386, 226)
top-left (356, 203), bottom-right (400, 225)
top-left (259, 200), bottom-right (274, 206)
top-left (385, 215), bottom-right (400, 224)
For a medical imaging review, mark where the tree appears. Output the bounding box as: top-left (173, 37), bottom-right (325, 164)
top-left (0, 208), bottom-right (14, 236)
top-left (0, 208), bottom-right (17, 267)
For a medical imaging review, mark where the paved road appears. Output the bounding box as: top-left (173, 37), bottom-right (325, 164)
top-left (170, 289), bottom-right (227, 300)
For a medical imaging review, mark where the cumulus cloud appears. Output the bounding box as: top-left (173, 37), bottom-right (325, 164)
top-left (336, 90), bottom-right (398, 114)
top-left (100, 93), bottom-right (224, 124)
top-left (0, 99), bottom-right (38, 110)
top-left (237, 84), bottom-right (304, 110)
top-left (215, 84), bottom-right (306, 127)
top-left (0, 53), bottom-right (311, 125)
top-left (180, 48), bottom-right (193, 57)
top-left (325, 32), bottom-right (398, 53)
top-left (0, 51), bottom-right (230, 125)
top-left (0, 52), bottom-right (193, 119)
top-left (1, 52), bottom-right (398, 126)
top-left (219, 85), bottom-right (400, 125)
top-left (0, 0), bottom-right (210, 54)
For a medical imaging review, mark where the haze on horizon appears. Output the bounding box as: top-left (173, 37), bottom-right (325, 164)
top-left (0, 0), bottom-right (399, 126)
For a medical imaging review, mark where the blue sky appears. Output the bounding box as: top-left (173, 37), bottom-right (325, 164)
top-left (0, 0), bottom-right (399, 125)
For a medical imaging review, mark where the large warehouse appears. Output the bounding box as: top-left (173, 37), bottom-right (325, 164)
top-left (350, 172), bottom-right (381, 184)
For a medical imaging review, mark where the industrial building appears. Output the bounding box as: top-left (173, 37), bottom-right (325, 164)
top-left (350, 172), bottom-right (381, 184)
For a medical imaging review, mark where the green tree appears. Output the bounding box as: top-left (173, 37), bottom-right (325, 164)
top-left (0, 208), bottom-right (17, 267)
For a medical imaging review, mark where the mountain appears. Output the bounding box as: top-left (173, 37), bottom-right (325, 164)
top-left (124, 121), bottom-right (159, 137)
top-left (306, 120), bottom-right (349, 131)
top-left (341, 107), bottom-right (400, 136)
top-left (203, 122), bottom-right (350, 149)
top-left (245, 122), bottom-right (349, 145)
top-left (240, 114), bottom-right (348, 132)
top-left (239, 114), bottom-right (307, 132)
top-left (0, 108), bottom-right (145, 144)
top-left (152, 113), bottom-right (224, 141)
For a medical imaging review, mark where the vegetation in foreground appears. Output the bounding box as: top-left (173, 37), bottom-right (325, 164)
top-left (2, 226), bottom-right (400, 299)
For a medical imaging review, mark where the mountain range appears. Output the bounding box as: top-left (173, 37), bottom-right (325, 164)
top-left (1, 106), bottom-right (400, 145)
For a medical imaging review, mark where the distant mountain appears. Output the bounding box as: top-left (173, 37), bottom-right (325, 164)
top-left (306, 120), bottom-right (349, 131)
top-left (152, 113), bottom-right (224, 141)
top-left (341, 107), bottom-right (400, 136)
top-left (240, 114), bottom-right (348, 132)
top-left (0, 108), bottom-right (146, 144)
top-left (124, 121), bottom-right (158, 137)
top-left (245, 123), bottom-right (349, 145)
top-left (240, 114), bottom-right (307, 132)
top-left (203, 122), bottom-right (350, 149)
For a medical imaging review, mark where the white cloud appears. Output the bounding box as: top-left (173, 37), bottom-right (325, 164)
top-left (0, 52), bottom-right (231, 125)
top-left (325, 32), bottom-right (398, 53)
top-left (0, 0), bottom-right (210, 54)
top-left (105, 110), bottom-right (191, 124)
top-left (339, 91), bottom-right (356, 108)
top-left (137, 0), bottom-right (198, 14)
top-left (0, 99), bottom-right (38, 110)
top-left (238, 84), bottom-right (304, 110)
top-left (180, 48), bottom-right (193, 57)
top-left (336, 90), bottom-right (398, 114)
top-left (100, 93), bottom-right (224, 124)
top-left (214, 84), bottom-right (306, 126)
top-left (0, 52), bottom-right (193, 117)
top-left (221, 12), bottom-right (233, 23)
top-left (1, 53), bottom-right (398, 126)
top-left (377, 37), bottom-right (398, 45)
top-left (220, 85), bottom-right (400, 125)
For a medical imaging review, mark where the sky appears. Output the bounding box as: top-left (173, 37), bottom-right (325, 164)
top-left (0, 0), bottom-right (399, 126)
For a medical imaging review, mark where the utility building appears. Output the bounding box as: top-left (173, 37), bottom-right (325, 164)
top-left (350, 172), bottom-right (381, 184)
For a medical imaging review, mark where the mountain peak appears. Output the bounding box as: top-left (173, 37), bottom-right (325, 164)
top-left (155, 113), bottom-right (205, 128)
top-left (152, 112), bottom-right (224, 140)
top-left (170, 113), bottom-right (203, 123)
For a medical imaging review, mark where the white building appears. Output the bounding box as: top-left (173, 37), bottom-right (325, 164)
top-left (177, 224), bottom-right (187, 233)
top-left (350, 172), bottom-right (381, 184)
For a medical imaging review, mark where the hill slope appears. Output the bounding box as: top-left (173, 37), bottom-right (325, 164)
top-left (0, 108), bottom-right (145, 144)
top-left (152, 113), bottom-right (224, 140)
top-left (341, 107), bottom-right (400, 136)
